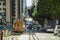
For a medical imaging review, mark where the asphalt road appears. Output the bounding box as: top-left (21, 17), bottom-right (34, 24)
top-left (35, 32), bottom-right (60, 40)
top-left (3, 31), bottom-right (60, 40)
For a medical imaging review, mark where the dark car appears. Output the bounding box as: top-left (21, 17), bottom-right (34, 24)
top-left (27, 24), bottom-right (33, 30)
top-left (0, 25), bottom-right (5, 30)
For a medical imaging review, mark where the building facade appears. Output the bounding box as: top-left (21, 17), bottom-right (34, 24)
top-left (0, 0), bottom-right (6, 24)
top-left (32, 0), bottom-right (38, 5)
top-left (0, 0), bottom-right (23, 25)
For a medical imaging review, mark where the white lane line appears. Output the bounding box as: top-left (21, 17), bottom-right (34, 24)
top-left (8, 37), bottom-right (17, 40)
top-left (32, 35), bottom-right (37, 40)
top-left (17, 35), bottom-right (29, 40)
top-left (31, 35), bottom-right (34, 40)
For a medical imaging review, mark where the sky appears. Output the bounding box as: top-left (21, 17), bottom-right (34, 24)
top-left (26, 0), bottom-right (32, 7)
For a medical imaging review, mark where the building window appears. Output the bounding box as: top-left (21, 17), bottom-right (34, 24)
top-left (4, 12), bottom-right (6, 16)
top-left (3, 8), bottom-right (6, 10)
top-left (1, 0), bottom-right (5, 1)
top-left (0, 2), bottom-right (1, 5)
top-left (0, 13), bottom-right (1, 15)
top-left (3, 2), bottom-right (6, 5)
top-left (0, 8), bottom-right (1, 10)
top-left (1, 0), bottom-right (3, 1)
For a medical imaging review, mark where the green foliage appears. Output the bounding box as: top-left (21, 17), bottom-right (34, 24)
top-left (33, 20), bottom-right (41, 27)
top-left (32, 5), bottom-right (37, 16)
top-left (28, 5), bottom-right (35, 17)
top-left (32, 0), bottom-right (60, 20)
top-left (28, 0), bottom-right (60, 27)
top-left (29, 0), bottom-right (60, 27)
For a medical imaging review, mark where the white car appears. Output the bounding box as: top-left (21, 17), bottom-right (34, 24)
top-left (45, 27), bottom-right (54, 32)
top-left (54, 25), bottom-right (60, 36)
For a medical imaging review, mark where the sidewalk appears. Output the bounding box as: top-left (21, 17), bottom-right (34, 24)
top-left (3, 36), bottom-right (18, 40)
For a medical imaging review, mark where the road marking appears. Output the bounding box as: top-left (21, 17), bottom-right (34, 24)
top-left (32, 33), bottom-right (36, 40)
top-left (8, 37), bottom-right (17, 40)
top-left (18, 35), bottom-right (29, 40)
top-left (50, 36), bottom-right (56, 39)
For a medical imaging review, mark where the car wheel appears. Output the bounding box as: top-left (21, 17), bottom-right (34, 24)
top-left (54, 33), bottom-right (57, 36)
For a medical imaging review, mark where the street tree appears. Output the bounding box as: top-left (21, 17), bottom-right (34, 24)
top-left (32, 0), bottom-right (60, 27)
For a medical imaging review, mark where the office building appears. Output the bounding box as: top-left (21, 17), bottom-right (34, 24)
top-left (32, 0), bottom-right (38, 5)
top-left (0, 0), bottom-right (23, 24)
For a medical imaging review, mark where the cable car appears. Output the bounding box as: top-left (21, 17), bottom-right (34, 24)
top-left (13, 20), bottom-right (25, 33)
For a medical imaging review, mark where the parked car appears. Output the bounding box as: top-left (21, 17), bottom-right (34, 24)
top-left (32, 21), bottom-right (41, 30)
top-left (40, 27), bottom-right (47, 31)
top-left (45, 26), bottom-right (54, 32)
top-left (54, 25), bottom-right (60, 36)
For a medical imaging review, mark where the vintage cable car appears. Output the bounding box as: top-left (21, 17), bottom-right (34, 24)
top-left (13, 20), bottom-right (25, 33)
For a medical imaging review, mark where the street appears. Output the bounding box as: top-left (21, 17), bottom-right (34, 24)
top-left (0, 0), bottom-right (60, 40)
top-left (3, 30), bottom-right (60, 40)
top-left (35, 32), bottom-right (60, 40)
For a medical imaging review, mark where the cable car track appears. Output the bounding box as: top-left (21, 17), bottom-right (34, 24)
top-left (29, 31), bottom-right (31, 40)
top-left (29, 31), bottom-right (39, 40)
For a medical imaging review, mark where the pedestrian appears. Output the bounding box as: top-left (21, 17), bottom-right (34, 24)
top-left (28, 24), bottom-right (32, 30)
